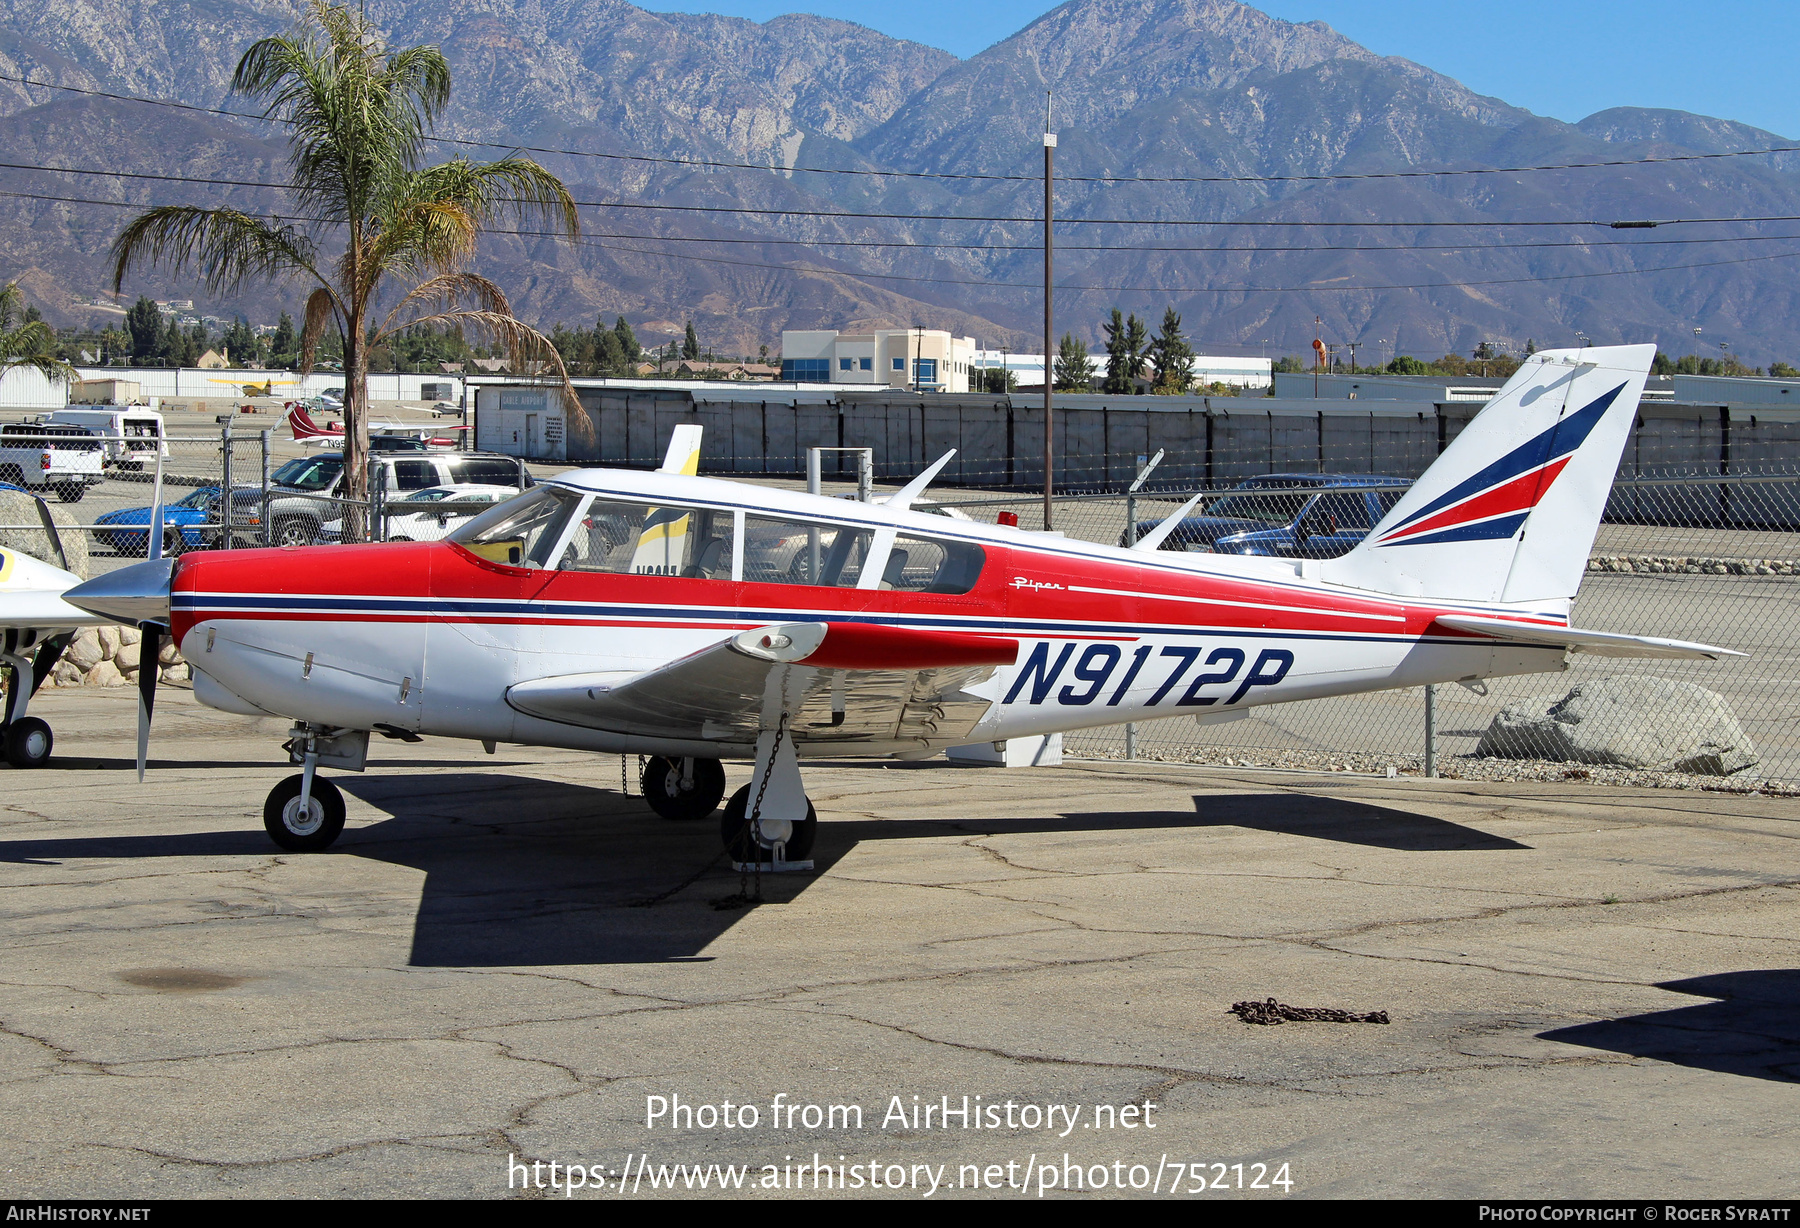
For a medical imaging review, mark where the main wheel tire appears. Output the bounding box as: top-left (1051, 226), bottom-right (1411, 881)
top-left (262, 774), bottom-right (346, 852)
top-left (641, 755), bottom-right (726, 820)
top-left (274, 518), bottom-right (318, 548)
top-left (719, 783), bottom-right (817, 862)
top-left (2, 718), bottom-right (52, 768)
top-left (53, 482), bottom-right (85, 504)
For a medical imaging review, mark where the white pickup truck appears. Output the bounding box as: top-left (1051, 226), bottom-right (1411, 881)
top-left (0, 423), bottom-right (105, 502)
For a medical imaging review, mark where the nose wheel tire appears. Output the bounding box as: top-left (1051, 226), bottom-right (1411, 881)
top-left (2, 718), bottom-right (52, 768)
top-left (719, 783), bottom-right (817, 862)
top-left (263, 774), bottom-right (346, 851)
top-left (641, 756), bottom-right (727, 820)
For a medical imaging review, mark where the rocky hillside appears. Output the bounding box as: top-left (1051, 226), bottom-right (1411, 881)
top-left (2, 0), bottom-right (1799, 362)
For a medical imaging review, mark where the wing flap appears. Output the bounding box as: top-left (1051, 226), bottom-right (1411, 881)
top-left (506, 622), bottom-right (1018, 744)
top-left (1433, 614), bottom-right (1743, 660)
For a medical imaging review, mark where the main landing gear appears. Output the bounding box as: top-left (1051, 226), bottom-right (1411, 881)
top-left (641, 755), bottom-right (727, 821)
top-left (1, 630), bottom-right (70, 769)
top-left (719, 718), bottom-right (815, 868)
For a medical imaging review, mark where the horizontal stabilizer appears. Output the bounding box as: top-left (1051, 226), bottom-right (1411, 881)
top-left (1433, 614), bottom-right (1743, 660)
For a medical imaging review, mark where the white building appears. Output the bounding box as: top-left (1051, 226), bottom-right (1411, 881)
top-left (974, 350), bottom-right (1272, 390)
top-left (780, 328), bottom-right (980, 392)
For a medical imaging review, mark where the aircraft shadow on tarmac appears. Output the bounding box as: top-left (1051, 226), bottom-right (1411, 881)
top-left (0, 774), bottom-right (1522, 967)
top-left (1541, 971), bottom-right (1800, 1083)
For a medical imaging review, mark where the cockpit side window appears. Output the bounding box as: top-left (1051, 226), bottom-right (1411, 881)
top-left (448, 485), bottom-right (583, 568)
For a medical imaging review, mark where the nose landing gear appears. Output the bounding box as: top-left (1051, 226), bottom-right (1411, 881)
top-left (2, 631), bottom-right (70, 769)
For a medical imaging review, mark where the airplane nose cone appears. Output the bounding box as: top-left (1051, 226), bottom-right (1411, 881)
top-left (63, 558), bottom-right (174, 625)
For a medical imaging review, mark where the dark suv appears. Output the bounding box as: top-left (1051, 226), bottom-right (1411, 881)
top-left (263, 451), bottom-right (533, 546)
top-left (1132, 474), bottom-right (1413, 559)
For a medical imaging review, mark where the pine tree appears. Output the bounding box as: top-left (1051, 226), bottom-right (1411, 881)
top-left (613, 316), bottom-right (640, 365)
top-left (1054, 331), bottom-right (1096, 391)
top-left (271, 311), bottom-right (296, 363)
top-left (1102, 309), bottom-right (1131, 394)
top-left (126, 296), bottom-right (162, 362)
top-left (598, 329), bottom-right (627, 375)
top-left (1148, 307), bottom-right (1194, 393)
top-left (682, 319), bottom-right (700, 361)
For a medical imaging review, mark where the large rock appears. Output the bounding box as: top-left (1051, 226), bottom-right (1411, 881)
top-left (0, 491), bottom-right (88, 579)
top-left (1477, 677), bottom-right (1758, 775)
top-left (63, 628), bottom-right (105, 671)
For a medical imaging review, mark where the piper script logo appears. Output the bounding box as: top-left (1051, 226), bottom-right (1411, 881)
top-left (1010, 576), bottom-right (1065, 592)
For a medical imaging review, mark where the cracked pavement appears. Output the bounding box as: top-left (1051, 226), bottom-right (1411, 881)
top-left (0, 687), bottom-right (1796, 1198)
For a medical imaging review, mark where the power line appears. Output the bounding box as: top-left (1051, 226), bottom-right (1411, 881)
top-left (16, 155), bottom-right (1800, 230)
top-left (7, 69), bottom-right (1800, 187)
top-left (14, 183), bottom-right (1800, 259)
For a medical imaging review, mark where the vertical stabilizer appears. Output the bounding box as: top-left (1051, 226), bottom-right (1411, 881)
top-left (1319, 344), bottom-right (1653, 603)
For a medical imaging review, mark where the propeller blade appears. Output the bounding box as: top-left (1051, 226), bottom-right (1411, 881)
top-left (146, 448), bottom-right (165, 562)
top-left (135, 622), bottom-right (163, 782)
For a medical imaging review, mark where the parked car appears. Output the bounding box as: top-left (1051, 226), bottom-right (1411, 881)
top-left (44, 406), bottom-right (168, 469)
top-left (264, 450), bottom-right (533, 546)
top-left (323, 483), bottom-right (522, 543)
top-left (94, 485), bottom-right (260, 555)
top-left (1131, 474), bottom-right (1413, 559)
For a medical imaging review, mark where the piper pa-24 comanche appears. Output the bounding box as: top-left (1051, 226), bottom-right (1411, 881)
top-left (59, 344), bottom-right (1738, 861)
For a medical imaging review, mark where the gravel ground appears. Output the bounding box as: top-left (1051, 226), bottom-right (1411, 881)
top-left (1072, 745), bottom-right (1799, 796)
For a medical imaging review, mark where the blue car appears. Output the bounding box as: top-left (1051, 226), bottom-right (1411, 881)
top-left (95, 486), bottom-right (262, 556)
top-left (1132, 474), bottom-right (1413, 559)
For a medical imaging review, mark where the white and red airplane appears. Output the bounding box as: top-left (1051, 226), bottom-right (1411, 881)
top-left (65, 346), bottom-right (1737, 861)
top-left (286, 403), bottom-right (468, 449)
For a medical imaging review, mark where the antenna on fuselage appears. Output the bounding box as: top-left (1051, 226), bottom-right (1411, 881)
top-left (1130, 490), bottom-right (1207, 552)
top-left (887, 449), bottom-right (956, 513)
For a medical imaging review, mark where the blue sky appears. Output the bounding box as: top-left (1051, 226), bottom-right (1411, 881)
top-left (639, 1), bottom-right (1800, 137)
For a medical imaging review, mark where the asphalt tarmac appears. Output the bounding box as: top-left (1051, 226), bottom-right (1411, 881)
top-left (0, 687), bottom-right (1795, 1199)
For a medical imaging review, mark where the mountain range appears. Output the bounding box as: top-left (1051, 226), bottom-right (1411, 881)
top-left (3, 0), bottom-right (1799, 363)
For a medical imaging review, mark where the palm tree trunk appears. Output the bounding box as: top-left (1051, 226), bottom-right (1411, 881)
top-left (343, 304), bottom-right (370, 541)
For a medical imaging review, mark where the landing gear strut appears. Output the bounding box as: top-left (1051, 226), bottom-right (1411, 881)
top-left (1, 630), bottom-right (69, 769)
top-left (719, 717), bottom-right (816, 867)
top-left (263, 724), bottom-right (349, 851)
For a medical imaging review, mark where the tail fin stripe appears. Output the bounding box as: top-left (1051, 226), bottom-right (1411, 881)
top-left (1376, 457), bottom-right (1571, 545)
top-left (1385, 384), bottom-right (1621, 533)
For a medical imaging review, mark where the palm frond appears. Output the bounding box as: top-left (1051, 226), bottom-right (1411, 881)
top-left (109, 206), bottom-right (324, 294)
top-left (372, 272), bottom-right (507, 342)
top-left (408, 156), bottom-right (579, 237)
top-left (297, 286), bottom-right (340, 374)
top-left (402, 307), bottom-right (591, 446)
top-left (361, 199), bottom-right (479, 290)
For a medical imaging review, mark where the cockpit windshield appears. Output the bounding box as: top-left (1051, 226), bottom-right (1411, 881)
top-left (448, 485), bottom-right (584, 568)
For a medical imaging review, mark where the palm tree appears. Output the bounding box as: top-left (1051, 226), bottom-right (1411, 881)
top-left (0, 283), bottom-right (75, 387)
top-left (109, 0), bottom-right (581, 531)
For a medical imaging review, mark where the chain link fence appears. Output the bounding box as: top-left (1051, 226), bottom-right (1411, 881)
top-left (931, 456), bottom-right (1800, 786)
top-left (5, 414), bottom-right (1793, 785)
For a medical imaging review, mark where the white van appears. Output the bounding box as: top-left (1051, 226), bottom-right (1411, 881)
top-left (44, 405), bottom-right (168, 468)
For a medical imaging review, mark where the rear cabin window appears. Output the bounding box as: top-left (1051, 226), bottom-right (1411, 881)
top-left (560, 499), bottom-right (735, 579)
top-left (882, 534), bottom-right (985, 594)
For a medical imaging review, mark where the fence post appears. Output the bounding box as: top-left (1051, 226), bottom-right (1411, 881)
top-left (259, 429), bottom-right (271, 546)
top-left (1122, 451), bottom-right (1163, 761)
top-left (219, 416), bottom-right (233, 549)
top-left (1424, 683), bottom-right (1438, 778)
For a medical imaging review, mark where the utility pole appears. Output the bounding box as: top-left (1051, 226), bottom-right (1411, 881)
top-left (1043, 91), bottom-right (1056, 532)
